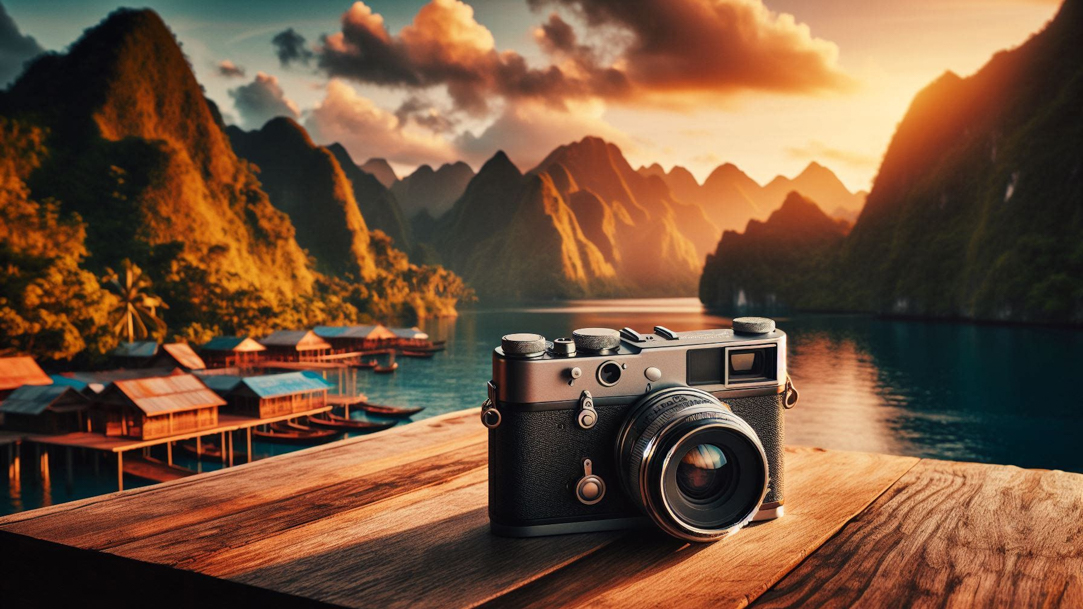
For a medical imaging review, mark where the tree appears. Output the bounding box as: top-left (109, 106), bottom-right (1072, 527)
top-left (104, 259), bottom-right (167, 343)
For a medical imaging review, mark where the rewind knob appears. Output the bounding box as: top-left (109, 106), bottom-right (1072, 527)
top-left (572, 328), bottom-right (620, 352)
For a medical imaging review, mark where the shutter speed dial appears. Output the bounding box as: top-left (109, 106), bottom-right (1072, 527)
top-left (572, 328), bottom-right (620, 352)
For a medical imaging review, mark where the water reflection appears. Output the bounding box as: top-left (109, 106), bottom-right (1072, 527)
top-left (4, 298), bottom-right (1080, 515)
top-left (407, 299), bottom-right (1083, 472)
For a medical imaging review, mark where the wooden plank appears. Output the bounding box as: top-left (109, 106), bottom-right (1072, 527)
top-left (752, 459), bottom-right (1083, 608)
top-left (480, 447), bottom-right (919, 609)
top-left (0, 409), bottom-right (481, 534)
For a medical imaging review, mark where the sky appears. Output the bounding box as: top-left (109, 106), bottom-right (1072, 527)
top-left (0, 0), bottom-right (1063, 190)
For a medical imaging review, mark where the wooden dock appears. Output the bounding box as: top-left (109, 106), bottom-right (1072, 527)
top-left (0, 408), bottom-right (1079, 608)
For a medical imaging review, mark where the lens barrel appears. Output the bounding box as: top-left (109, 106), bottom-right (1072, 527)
top-left (615, 386), bottom-right (769, 542)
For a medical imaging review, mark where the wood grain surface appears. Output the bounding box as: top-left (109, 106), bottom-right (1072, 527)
top-left (1, 408), bottom-right (1079, 609)
top-left (752, 458), bottom-right (1083, 608)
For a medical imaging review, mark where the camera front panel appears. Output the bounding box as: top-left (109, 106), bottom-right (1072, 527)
top-left (488, 400), bottom-right (640, 530)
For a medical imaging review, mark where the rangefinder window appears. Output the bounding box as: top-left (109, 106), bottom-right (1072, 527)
top-left (687, 348), bottom-right (724, 385)
top-left (725, 346), bottom-right (777, 384)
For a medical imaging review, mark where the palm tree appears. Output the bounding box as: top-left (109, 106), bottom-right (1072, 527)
top-left (104, 259), bottom-right (168, 343)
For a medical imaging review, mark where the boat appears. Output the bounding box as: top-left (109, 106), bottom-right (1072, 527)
top-left (374, 361), bottom-right (399, 374)
top-left (253, 422), bottom-right (341, 444)
top-left (354, 359), bottom-right (378, 369)
top-left (179, 440), bottom-right (248, 463)
top-left (400, 350), bottom-right (434, 359)
top-left (356, 402), bottom-right (424, 418)
top-left (308, 413), bottom-right (397, 432)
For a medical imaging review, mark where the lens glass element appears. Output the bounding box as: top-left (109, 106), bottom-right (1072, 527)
top-left (676, 444), bottom-right (733, 504)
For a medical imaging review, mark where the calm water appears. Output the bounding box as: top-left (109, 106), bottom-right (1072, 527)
top-left (3, 298), bottom-right (1081, 515)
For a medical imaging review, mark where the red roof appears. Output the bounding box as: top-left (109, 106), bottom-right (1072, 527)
top-left (0, 356), bottom-right (52, 391)
top-left (106, 374), bottom-right (225, 416)
top-left (160, 343), bottom-right (207, 370)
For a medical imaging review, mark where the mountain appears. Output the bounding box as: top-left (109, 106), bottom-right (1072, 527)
top-left (761, 162), bottom-right (867, 223)
top-left (392, 161), bottom-right (475, 219)
top-left (700, 192), bottom-right (850, 311)
top-left (702, 0), bottom-right (1083, 324)
top-left (638, 161), bottom-right (866, 230)
top-left (360, 157), bottom-right (397, 188)
top-left (429, 137), bottom-right (722, 298)
top-left (227, 118), bottom-right (377, 280)
top-left (1, 8), bottom-right (314, 301)
top-left (434, 152), bottom-right (618, 299)
top-left (534, 137), bottom-right (713, 279)
top-left (327, 144), bottom-right (411, 249)
top-left (0, 8), bottom-right (470, 359)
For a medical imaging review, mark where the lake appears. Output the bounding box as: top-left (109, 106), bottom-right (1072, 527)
top-left (4, 298), bottom-right (1081, 515)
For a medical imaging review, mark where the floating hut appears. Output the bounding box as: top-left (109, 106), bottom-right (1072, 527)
top-left (111, 341), bottom-right (160, 368)
top-left (197, 374), bottom-right (243, 396)
top-left (199, 337), bottom-right (266, 368)
top-left (391, 327), bottom-right (430, 349)
top-left (93, 374), bottom-right (226, 440)
top-left (258, 331), bottom-right (332, 362)
top-left (314, 325), bottom-right (397, 352)
top-left (58, 368), bottom-right (185, 396)
top-left (0, 356), bottom-right (52, 399)
top-left (224, 372), bottom-right (334, 419)
top-left (0, 385), bottom-right (91, 434)
top-left (111, 342), bottom-right (206, 370)
top-left (150, 343), bottom-right (206, 371)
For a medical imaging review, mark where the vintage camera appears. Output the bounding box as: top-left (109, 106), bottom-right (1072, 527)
top-left (481, 317), bottom-right (798, 542)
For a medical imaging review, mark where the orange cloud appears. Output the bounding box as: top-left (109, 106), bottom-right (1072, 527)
top-left (531, 0), bottom-right (853, 96)
top-left (311, 0), bottom-right (849, 115)
top-left (304, 79), bottom-right (457, 166)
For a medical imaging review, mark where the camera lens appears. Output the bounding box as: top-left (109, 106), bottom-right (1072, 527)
top-left (597, 361), bottom-right (622, 386)
top-left (616, 386), bottom-right (768, 542)
top-left (676, 444), bottom-right (732, 503)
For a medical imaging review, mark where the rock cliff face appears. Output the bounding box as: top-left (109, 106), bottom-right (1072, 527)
top-left (227, 119), bottom-right (379, 280)
top-left (702, 0), bottom-right (1083, 323)
top-left (326, 144), bottom-right (411, 249)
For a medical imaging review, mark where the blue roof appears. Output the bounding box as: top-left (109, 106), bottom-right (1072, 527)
top-left (50, 374), bottom-right (88, 390)
top-left (1, 385), bottom-right (86, 415)
top-left (237, 371), bottom-right (334, 399)
top-left (198, 374), bottom-right (243, 393)
top-left (201, 336), bottom-right (247, 350)
top-left (113, 341), bottom-right (159, 358)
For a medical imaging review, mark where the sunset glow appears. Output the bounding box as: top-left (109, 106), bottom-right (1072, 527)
top-left (3, 0), bottom-right (1060, 189)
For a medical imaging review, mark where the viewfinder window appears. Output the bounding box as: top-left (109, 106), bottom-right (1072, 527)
top-left (726, 347), bottom-right (777, 384)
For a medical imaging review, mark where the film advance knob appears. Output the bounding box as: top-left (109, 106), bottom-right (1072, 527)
top-left (501, 333), bottom-right (547, 357)
top-left (572, 328), bottom-right (620, 352)
top-left (732, 317), bottom-right (776, 335)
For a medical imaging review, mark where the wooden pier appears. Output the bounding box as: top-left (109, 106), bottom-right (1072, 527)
top-left (17, 406), bottom-right (331, 490)
top-left (0, 408), bottom-right (1079, 608)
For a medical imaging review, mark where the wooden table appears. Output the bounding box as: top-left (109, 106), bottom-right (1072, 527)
top-left (1, 409), bottom-right (1080, 608)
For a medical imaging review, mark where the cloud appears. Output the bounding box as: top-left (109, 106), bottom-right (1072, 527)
top-left (229, 72), bottom-right (300, 129)
top-left (455, 99), bottom-right (629, 169)
top-left (272, 27), bottom-right (313, 66)
top-left (530, 0), bottom-right (853, 98)
top-left (786, 140), bottom-right (879, 169)
top-left (394, 96), bottom-right (457, 133)
top-left (317, 0), bottom-right (629, 114)
top-left (309, 0), bottom-right (848, 116)
top-left (0, 2), bottom-right (43, 86)
top-left (304, 79), bottom-right (457, 166)
top-left (217, 60), bottom-right (246, 78)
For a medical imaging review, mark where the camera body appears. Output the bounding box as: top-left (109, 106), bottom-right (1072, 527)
top-left (484, 319), bottom-right (794, 542)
